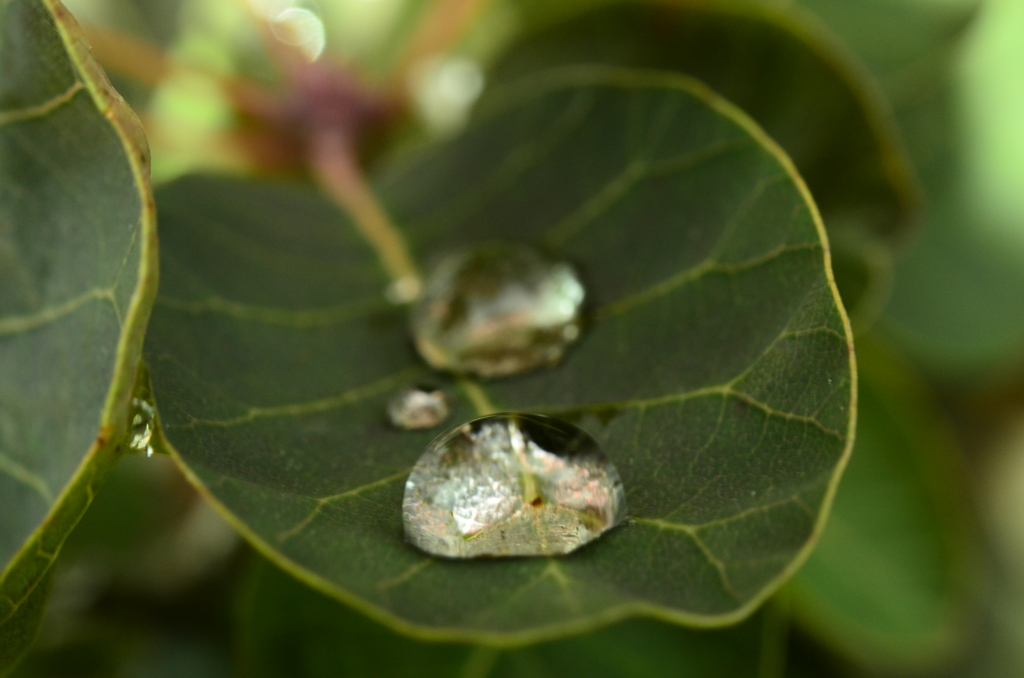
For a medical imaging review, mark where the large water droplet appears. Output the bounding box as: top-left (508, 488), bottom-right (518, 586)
top-left (130, 398), bottom-right (155, 458)
top-left (387, 386), bottom-right (450, 430)
top-left (411, 243), bottom-right (586, 378)
top-left (402, 413), bottom-right (626, 558)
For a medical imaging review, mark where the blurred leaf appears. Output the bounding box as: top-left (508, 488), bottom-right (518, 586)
top-left (58, 452), bottom-right (239, 597)
top-left (62, 0), bottom-right (187, 46)
top-left (0, 0), bottom-right (157, 660)
top-left (0, 569), bottom-right (53, 676)
top-left (237, 557), bottom-right (779, 678)
top-left (789, 337), bottom-right (975, 672)
top-left (59, 454), bottom-right (189, 566)
top-left (146, 67), bottom-right (854, 641)
top-left (792, 0), bottom-right (978, 97)
top-left (879, 3), bottom-right (1024, 377)
top-left (491, 0), bottom-right (919, 242)
top-left (10, 622), bottom-right (230, 678)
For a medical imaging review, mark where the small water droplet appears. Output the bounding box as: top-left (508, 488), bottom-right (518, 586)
top-left (411, 243), bottom-right (585, 378)
top-left (386, 275), bottom-right (423, 304)
top-left (387, 387), bottom-right (450, 430)
top-left (402, 413), bottom-right (626, 558)
top-left (130, 398), bottom-right (156, 457)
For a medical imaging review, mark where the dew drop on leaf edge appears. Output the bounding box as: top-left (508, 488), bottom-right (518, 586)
top-left (403, 413), bottom-right (627, 558)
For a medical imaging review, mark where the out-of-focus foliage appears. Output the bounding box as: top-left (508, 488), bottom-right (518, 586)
top-left (789, 338), bottom-right (975, 672)
top-left (237, 557), bottom-right (779, 678)
top-left (875, 0), bottom-right (1024, 377)
top-left (7, 454), bottom-right (235, 678)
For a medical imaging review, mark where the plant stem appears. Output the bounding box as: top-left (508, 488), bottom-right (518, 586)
top-left (81, 24), bottom-right (279, 118)
top-left (309, 129), bottom-right (421, 299)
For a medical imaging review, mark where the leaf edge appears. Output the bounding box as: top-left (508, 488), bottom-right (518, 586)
top-left (0, 0), bottom-right (159, 631)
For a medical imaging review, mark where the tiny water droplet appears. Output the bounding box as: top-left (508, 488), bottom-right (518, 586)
top-left (387, 386), bottom-right (450, 430)
top-left (411, 243), bottom-right (585, 378)
top-left (386, 275), bottom-right (423, 304)
top-left (402, 413), bottom-right (626, 558)
top-left (130, 398), bottom-right (155, 457)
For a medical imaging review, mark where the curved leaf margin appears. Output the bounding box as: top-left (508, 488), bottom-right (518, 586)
top-left (0, 0), bottom-right (158, 650)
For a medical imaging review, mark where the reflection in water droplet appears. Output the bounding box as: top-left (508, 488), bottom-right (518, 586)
top-left (130, 398), bottom-right (156, 458)
top-left (387, 387), bottom-right (449, 430)
top-left (411, 243), bottom-right (585, 378)
top-left (403, 413), bottom-right (627, 558)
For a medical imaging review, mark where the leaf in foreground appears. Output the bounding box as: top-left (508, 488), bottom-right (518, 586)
top-left (238, 557), bottom-right (780, 678)
top-left (790, 338), bottom-right (976, 671)
top-left (147, 67), bottom-right (854, 641)
top-left (0, 0), bottom-right (156, 670)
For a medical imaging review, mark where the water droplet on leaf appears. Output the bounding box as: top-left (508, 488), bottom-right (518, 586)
top-left (403, 413), bottom-right (626, 558)
top-left (386, 275), bottom-right (423, 304)
top-left (387, 387), bottom-right (450, 430)
top-left (130, 398), bottom-right (156, 457)
top-left (411, 243), bottom-right (585, 378)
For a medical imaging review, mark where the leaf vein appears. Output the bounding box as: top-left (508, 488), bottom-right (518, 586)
top-left (597, 241), bottom-right (819, 319)
top-left (156, 294), bottom-right (386, 328)
top-left (172, 367), bottom-right (421, 429)
top-left (0, 451), bottom-right (53, 505)
top-left (634, 518), bottom-right (742, 602)
top-left (276, 469), bottom-right (410, 544)
top-left (376, 558), bottom-right (433, 592)
top-left (0, 287), bottom-right (115, 335)
top-left (413, 90), bottom-right (594, 240)
top-left (0, 80), bottom-right (84, 126)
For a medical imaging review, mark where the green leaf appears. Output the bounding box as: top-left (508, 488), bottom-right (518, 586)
top-left (0, 0), bottom-right (157, 654)
top-left (791, 0), bottom-right (978, 96)
top-left (0, 568), bottom-right (52, 677)
top-left (879, 14), bottom-right (1024, 376)
top-left (789, 337), bottom-right (975, 671)
top-left (238, 557), bottom-right (784, 678)
top-left (147, 67), bottom-right (855, 641)
top-left (9, 617), bottom-right (231, 678)
top-left (489, 0), bottom-right (919, 241)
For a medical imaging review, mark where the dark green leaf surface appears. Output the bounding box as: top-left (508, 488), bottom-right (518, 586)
top-left (148, 68), bottom-right (854, 641)
top-left (494, 0), bottom-right (918, 241)
top-left (882, 43), bottom-right (1024, 374)
top-left (0, 0), bottom-right (157, 654)
top-left (793, 0), bottom-right (978, 97)
top-left (238, 557), bottom-right (778, 678)
top-left (0, 568), bottom-right (52, 677)
top-left (790, 338), bottom-right (974, 671)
